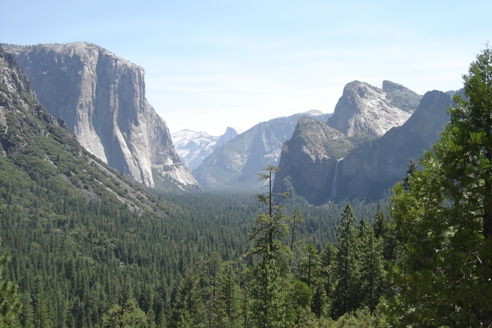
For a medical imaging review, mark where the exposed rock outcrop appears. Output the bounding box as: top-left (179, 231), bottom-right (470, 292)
top-left (327, 80), bottom-right (421, 142)
top-left (193, 111), bottom-right (330, 191)
top-left (0, 45), bottom-right (176, 214)
top-left (275, 88), bottom-right (452, 204)
top-left (273, 81), bottom-right (451, 204)
top-left (333, 90), bottom-right (452, 201)
top-left (3, 42), bottom-right (199, 191)
top-left (274, 117), bottom-right (353, 205)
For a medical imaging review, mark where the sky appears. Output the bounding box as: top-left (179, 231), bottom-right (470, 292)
top-left (1, 1), bottom-right (491, 136)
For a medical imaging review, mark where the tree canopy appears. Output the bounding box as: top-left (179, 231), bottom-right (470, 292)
top-left (390, 46), bottom-right (492, 327)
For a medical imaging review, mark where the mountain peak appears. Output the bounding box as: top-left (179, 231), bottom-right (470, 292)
top-left (4, 42), bottom-right (200, 191)
top-left (172, 127), bottom-right (240, 171)
top-left (382, 80), bottom-right (406, 92)
top-left (327, 80), bottom-right (421, 140)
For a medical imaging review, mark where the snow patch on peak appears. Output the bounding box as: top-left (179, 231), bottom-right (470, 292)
top-left (304, 109), bottom-right (325, 116)
top-left (172, 129), bottom-right (221, 171)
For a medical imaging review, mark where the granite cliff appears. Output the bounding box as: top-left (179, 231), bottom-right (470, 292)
top-left (274, 81), bottom-right (439, 204)
top-left (274, 117), bottom-right (353, 205)
top-left (327, 80), bottom-right (421, 142)
top-left (193, 111), bottom-right (330, 191)
top-left (3, 42), bottom-right (199, 191)
top-left (0, 45), bottom-right (175, 214)
top-left (332, 90), bottom-right (452, 201)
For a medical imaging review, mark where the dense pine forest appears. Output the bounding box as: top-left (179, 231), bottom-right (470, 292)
top-left (1, 44), bottom-right (492, 327)
top-left (0, 164), bottom-right (388, 327)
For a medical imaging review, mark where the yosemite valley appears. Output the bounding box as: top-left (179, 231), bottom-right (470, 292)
top-left (0, 42), bottom-right (491, 327)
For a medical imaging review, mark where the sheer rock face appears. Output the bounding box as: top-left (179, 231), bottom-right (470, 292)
top-left (334, 90), bottom-right (452, 201)
top-left (4, 42), bottom-right (199, 191)
top-left (274, 81), bottom-right (452, 205)
top-left (274, 117), bottom-right (353, 205)
top-left (327, 80), bottom-right (421, 140)
top-left (274, 89), bottom-right (452, 204)
top-left (192, 111), bottom-right (330, 191)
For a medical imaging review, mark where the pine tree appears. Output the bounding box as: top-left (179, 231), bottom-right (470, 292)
top-left (215, 262), bottom-right (242, 328)
top-left (248, 166), bottom-right (291, 265)
top-left (299, 244), bottom-right (320, 287)
top-left (19, 293), bottom-right (34, 328)
top-left (310, 280), bottom-right (329, 319)
top-left (170, 263), bottom-right (206, 328)
top-left (390, 47), bottom-right (492, 327)
top-left (320, 242), bottom-right (337, 297)
top-left (247, 166), bottom-right (294, 327)
top-left (0, 250), bottom-right (22, 327)
top-left (372, 202), bottom-right (395, 263)
top-left (33, 277), bottom-right (50, 328)
top-left (101, 299), bottom-right (148, 328)
top-left (289, 206), bottom-right (305, 272)
top-left (357, 219), bottom-right (385, 313)
top-left (331, 203), bottom-right (359, 318)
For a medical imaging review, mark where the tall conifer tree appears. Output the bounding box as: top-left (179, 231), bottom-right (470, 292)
top-left (247, 166), bottom-right (293, 327)
top-left (391, 47), bottom-right (492, 327)
top-left (332, 204), bottom-right (359, 318)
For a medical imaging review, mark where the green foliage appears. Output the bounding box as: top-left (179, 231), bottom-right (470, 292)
top-left (0, 45), bottom-right (396, 327)
top-left (170, 262), bottom-right (207, 328)
top-left (383, 80), bottom-right (422, 113)
top-left (102, 299), bottom-right (148, 328)
top-left (247, 166), bottom-right (295, 327)
top-left (328, 307), bottom-right (377, 328)
top-left (331, 204), bottom-right (360, 317)
top-left (215, 262), bottom-right (243, 328)
top-left (322, 137), bottom-right (355, 159)
top-left (390, 47), bottom-right (492, 327)
top-left (0, 247), bottom-right (21, 327)
top-left (0, 57), bottom-right (392, 326)
top-left (357, 219), bottom-right (385, 312)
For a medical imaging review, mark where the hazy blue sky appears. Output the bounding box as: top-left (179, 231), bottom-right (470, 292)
top-left (1, 1), bottom-right (491, 135)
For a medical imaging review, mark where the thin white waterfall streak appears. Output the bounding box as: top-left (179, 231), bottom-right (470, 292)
top-left (331, 158), bottom-right (343, 199)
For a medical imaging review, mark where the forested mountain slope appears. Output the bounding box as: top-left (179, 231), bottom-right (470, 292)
top-left (0, 45), bottom-right (189, 326)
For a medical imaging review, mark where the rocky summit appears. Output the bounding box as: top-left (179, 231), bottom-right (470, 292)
top-left (3, 42), bottom-right (199, 191)
top-left (273, 81), bottom-right (447, 204)
top-left (274, 117), bottom-right (353, 205)
top-left (332, 90), bottom-right (453, 202)
top-left (327, 80), bottom-right (421, 142)
top-left (171, 127), bottom-right (239, 171)
top-left (192, 111), bottom-right (330, 191)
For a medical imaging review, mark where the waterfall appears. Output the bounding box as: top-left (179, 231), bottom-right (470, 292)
top-left (331, 158), bottom-right (343, 199)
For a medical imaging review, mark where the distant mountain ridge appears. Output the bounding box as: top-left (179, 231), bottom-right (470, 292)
top-left (192, 111), bottom-right (331, 191)
top-left (171, 127), bottom-right (239, 171)
top-left (3, 42), bottom-right (200, 192)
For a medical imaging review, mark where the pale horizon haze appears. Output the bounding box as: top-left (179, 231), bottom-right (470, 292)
top-left (1, 1), bottom-right (491, 136)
